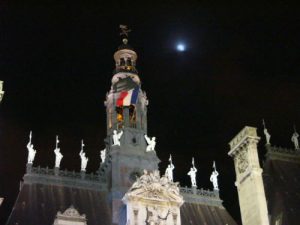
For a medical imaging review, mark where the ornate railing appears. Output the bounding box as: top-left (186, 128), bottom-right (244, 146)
top-left (180, 186), bottom-right (219, 198)
top-left (28, 165), bottom-right (105, 182)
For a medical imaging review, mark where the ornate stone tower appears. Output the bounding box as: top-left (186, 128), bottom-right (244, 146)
top-left (100, 32), bottom-right (160, 224)
top-left (228, 126), bottom-right (269, 225)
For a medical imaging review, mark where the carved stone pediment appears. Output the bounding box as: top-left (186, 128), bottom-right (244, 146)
top-left (54, 205), bottom-right (87, 225)
top-left (124, 170), bottom-right (184, 205)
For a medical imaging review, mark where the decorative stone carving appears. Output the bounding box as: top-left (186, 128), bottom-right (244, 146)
top-left (236, 149), bottom-right (248, 174)
top-left (112, 130), bottom-right (123, 146)
top-left (123, 170), bottom-right (183, 225)
top-left (53, 205), bottom-right (87, 225)
top-left (27, 131), bottom-right (36, 164)
top-left (144, 135), bottom-right (156, 152)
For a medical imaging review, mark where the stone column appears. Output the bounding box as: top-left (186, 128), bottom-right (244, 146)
top-left (228, 126), bottom-right (269, 225)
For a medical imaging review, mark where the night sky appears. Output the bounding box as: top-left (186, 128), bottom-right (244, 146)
top-left (0, 1), bottom-right (299, 224)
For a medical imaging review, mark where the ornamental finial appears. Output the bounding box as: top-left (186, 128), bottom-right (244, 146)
top-left (119, 25), bottom-right (131, 44)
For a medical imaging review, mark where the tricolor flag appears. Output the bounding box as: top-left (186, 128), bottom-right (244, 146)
top-left (116, 87), bottom-right (139, 107)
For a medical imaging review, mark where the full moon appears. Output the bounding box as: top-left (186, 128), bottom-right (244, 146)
top-left (176, 43), bottom-right (186, 52)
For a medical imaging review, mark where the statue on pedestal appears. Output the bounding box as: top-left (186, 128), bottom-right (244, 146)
top-left (27, 131), bottom-right (36, 164)
top-left (262, 119), bottom-right (271, 145)
top-left (79, 140), bottom-right (88, 171)
top-left (291, 126), bottom-right (299, 150)
top-left (187, 158), bottom-right (197, 187)
top-left (165, 154), bottom-right (175, 182)
top-left (210, 161), bottom-right (219, 191)
top-left (100, 148), bottom-right (106, 164)
top-left (112, 130), bottom-right (123, 146)
top-left (144, 135), bottom-right (156, 152)
top-left (54, 135), bottom-right (63, 168)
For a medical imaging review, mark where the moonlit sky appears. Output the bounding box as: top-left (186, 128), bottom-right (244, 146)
top-left (0, 2), bottom-right (299, 224)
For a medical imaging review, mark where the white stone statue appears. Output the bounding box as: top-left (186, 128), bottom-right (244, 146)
top-left (54, 148), bottom-right (63, 168)
top-left (264, 128), bottom-right (271, 145)
top-left (79, 140), bottom-right (88, 171)
top-left (210, 161), bottom-right (219, 190)
top-left (100, 148), bottom-right (106, 164)
top-left (165, 155), bottom-right (175, 182)
top-left (262, 119), bottom-right (271, 145)
top-left (27, 131), bottom-right (36, 164)
top-left (187, 158), bottom-right (197, 187)
top-left (291, 131), bottom-right (299, 150)
top-left (144, 135), bottom-right (156, 152)
top-left (112, 130), bottom-right (123, 146)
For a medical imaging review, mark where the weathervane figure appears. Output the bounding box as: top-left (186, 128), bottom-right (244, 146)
top-left (27, 131), bottom-right (37, 164)
top-left (291, 126), bottom-right (299, 150)
top-left (54, 135), bottom-right (63, 168)
top-left (165, 154), bottom-right (175, 182)
top-left (79, 140), bottom-right (88, 172)
top-left (210, 161), bottom-right (219, 191)
top-left (119, 25), bottom-right (131, 37)
top-left (262, 119), bottom-right (271, 145)
top-left (187, 157), bottom-right (197, 187)
top-left (119, 25), bottom-right (131, 45)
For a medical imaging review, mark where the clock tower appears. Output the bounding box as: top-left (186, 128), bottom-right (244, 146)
top-left (228, 126), bottom-right (269, 225)
top-left (100, 31), bottom-right (160, 224)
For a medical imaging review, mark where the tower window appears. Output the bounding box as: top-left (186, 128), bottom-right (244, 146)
top-left (120, 58), bottom-right (125, 66)
top-left (129, 105), bottom-right (136, 128)
top-left (116, 106), bottom-right (124, 129)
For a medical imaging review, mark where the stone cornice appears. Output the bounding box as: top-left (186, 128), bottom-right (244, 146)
top-left (228, 126), bottom-right (260, 157)
top-left (265, 145), bottom-right (300, 164)
top-left (180, 187), bottom-right (223, 207)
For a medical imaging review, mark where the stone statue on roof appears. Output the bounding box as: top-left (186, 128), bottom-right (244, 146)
top-left (262, 119), bottom-right (271, 145)
top-left (291, 127), bottom-right (299, 150)
top-left (27, 131), bottom-right (36, 164)
top-left (144, 135), bottom-right (156, 152)
top-left (210, 161), bottom-right (219, 191)
top-left (112, 130), bottom-right (123, 146)
top-left (165, 154), bottom-right (175, 182)
top-left (100, 148), bottom-right (106, 164)
top-left (187, 158), bottom-right (197, 187)
top-left (54, 135), bottom-right (63, 168)
top-left (79, 140), bottom-right (88, 172)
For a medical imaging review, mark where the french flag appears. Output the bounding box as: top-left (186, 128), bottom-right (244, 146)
top-left (116, 87), bottom-right (139, 107)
